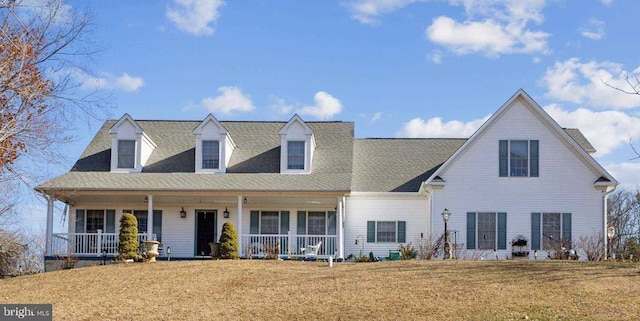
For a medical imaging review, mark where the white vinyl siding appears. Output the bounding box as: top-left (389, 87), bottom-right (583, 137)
top-left (433, 99), bottom-right (601, 260)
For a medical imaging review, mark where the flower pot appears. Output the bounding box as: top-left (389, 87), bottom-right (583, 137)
top-left (209, 242), bottom-right (220, 258)
top-left (144, 240), bottom-right (161, 262)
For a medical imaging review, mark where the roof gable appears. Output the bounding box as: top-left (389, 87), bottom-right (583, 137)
top-left (193, 114), bottom-right (229, 136)
top-left (424, 89), bottom-right (618, 187)
top-left (279, 114), bottom-right (314, 135)
top-left (109, 113), bottom-right (143, 135)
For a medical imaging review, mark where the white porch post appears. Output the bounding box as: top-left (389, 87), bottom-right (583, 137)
top-left (45, 194), bottom-right (54, 256)
top-left (147, 195), bottom-right (153, 239)
top-left (337, 197), bottom-right (344, 259)
top-left (237, 195), bottom-right (243, 257)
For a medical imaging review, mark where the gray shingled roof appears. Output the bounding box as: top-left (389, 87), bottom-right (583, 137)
top-left (35, 117), bottom-right (596, 194)
top-left (351, 139), bottom-right (466, 192)
top-left (564, 128), bottom-right (596, 153)
top-left (37, 120), bottom-right (354, 192)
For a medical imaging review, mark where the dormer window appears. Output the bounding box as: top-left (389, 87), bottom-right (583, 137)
top-left (193, 114), bottom-right (235, 173)
top-left (287, 141), bottom-right (305, 170)
top-left (279, 115), bottom-right (316, 174)
top-left (117, 140), bottom-right (136, 168)
top-left (109, 114), bottom-right (156, 173)
top-left (202, 140), bottom-right (220, 169)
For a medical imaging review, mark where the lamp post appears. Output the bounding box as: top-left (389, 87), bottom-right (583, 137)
top-left (441, 208), bottom-right (452, 259)
top-left (607, 226), bottom-right (615, 260)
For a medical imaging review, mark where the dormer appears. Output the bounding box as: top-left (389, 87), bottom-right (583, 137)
top-left (279, 114), bottom-right (316, 174)
top-left (109, 114), bottom-right (157, 173)
top-left (193, 114), bottom-right (236, 173)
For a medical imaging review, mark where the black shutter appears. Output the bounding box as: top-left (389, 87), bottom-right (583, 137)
top-left (499, 140), bottom-right (508, 177)
top-left (467, 212), bottom-right (476, 249)
top-left (397, 221), bottom-right (406, 243)
top-left (367, 221), bottom-right (376, 243)
top-left (497, 212), bottom-right (507, 250)
top-left (530, 140), bottom-right (539, 177)
top-left (531, 213), bottom-right (541, 250)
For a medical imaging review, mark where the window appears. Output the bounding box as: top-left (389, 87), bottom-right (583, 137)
top-left (117, 140), bottom-right (135, 168)
top-left (260, 211), bottom-right (279, 234)
top-left (366, 221), bottom-right (406, 243)
top-left (477, 212), bottom-right (496, 250)
top-left (466, 212), bottom-right (507, 250)
top-left (133, 211), bottom-right (148, 234)
top-left (287, 141), bottom-right (305, 170)
top-left (75, 209), bottom-right (115, 233)
top-left (250, 211), bottom-right (291, 235)
top-left (202, 140), bottom-right (220, 169)
top-left (86, 210), bottom-right (105, 233)
top-left (307, 212), bottom-right (326, 235)
top-left (499, 140), bottom-right (539, 177)
top-left (531, 212), bottom-right (571, 250)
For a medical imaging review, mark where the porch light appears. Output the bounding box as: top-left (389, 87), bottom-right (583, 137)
top-left (223, 207), bottom-right (230, 218)
top-left (244, 197), bottom-right (247, 204)
top-left (180, 207), bottom-right (187, 219)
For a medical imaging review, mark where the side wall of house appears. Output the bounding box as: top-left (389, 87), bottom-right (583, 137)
top-left (344, 193), bottom-right (429, 259)
top-left (431, 98), bottom-right (606, 260)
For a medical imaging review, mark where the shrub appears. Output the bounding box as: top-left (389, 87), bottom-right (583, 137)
top-left (577, 234), bottom-right (605, 261)
top-left (219, 221), bottom-right (239, 259)
top-left (398, 243), bottom-right (417, 260)
top-left (622, 237), bottom-right (640, 261)
top-left (118, 213), bottom-right (138, 260)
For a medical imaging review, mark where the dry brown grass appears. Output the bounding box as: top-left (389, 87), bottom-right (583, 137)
top-left (1, 260), bottom-right (639, 320)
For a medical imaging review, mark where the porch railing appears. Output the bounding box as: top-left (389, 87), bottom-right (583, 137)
top-left (50, 232), bottom-right (151, 256)
top-left (240, 233), bottom-right (337, 258)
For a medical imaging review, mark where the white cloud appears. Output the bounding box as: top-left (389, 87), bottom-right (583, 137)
top-left (201, 86), bottom-right (254, 114)
top-left (114, 74), bottom-right (145, 92)
top-left (166, 0), bottom-right (225, 36)
top-left (370, 112), bottom-right (383, 123)
top-left (580, 18), bottom-right (605, 40)
top-left (345, 0), bottom-right (419, 24)
top-left (396, 115), bottom-right (490, 138)
top-left (544, 104), bottom-right (640, 157)
top-left (604, 162), bottom-right (640, 190)
top-left (599, 0), bottom-right (613, 5)
top-left (298, 92), bottom-right (343, 120)
top-left (427, 50), bottom-right (443, 64)
top-left (542, 58), bottom-right (640, 109)
top-left (426, 0), bottom-right (550, 57)
top-left (268, 96), bottom-right (294, 115)
top-left (73, 69), bottom-right (144, 92)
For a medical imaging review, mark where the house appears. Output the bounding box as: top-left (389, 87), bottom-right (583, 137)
top-left (36, 89), bottom-right (617, 270)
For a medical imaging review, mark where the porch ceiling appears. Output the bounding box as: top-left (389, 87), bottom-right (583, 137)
top-left (65, 194), bottom-right (339, 206)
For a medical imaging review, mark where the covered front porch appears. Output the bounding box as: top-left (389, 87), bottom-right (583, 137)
top-left (43, 191), bottom-right (346, 260)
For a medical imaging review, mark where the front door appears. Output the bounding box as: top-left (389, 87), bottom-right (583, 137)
top-left (196, 210), bottom-right (217, 256)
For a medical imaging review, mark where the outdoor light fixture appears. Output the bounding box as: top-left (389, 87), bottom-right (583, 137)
top-left (441, 208), bottom-right (452, 259)
top-left (223, 207), bottom-right (230, 218)
top-left (244, 197), bottom-right (247, 204)
top-left (180, 207), bottom-right (187, 219)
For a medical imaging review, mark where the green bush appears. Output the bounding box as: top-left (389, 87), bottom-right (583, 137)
top-left (118, 213), bottom-right (138, 260)
top-left (398, 242), bottom-right (417, 260)
top-left (622, 237), bottom-right (640, 261)
top-left (219, 221), bottom-right (239, 259)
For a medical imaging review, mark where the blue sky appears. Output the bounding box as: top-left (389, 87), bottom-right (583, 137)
top-left (18, 0), bottom-right (640, 230)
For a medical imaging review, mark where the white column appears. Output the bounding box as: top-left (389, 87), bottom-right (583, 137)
top-left (45, 195), bottom-right (54, 256)
top-left (147, 195), bottom-right (153, 239)
top-left (337, 197), bottom-right (344, 259)
top-left (237, 195), bottom-right (243, 257)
